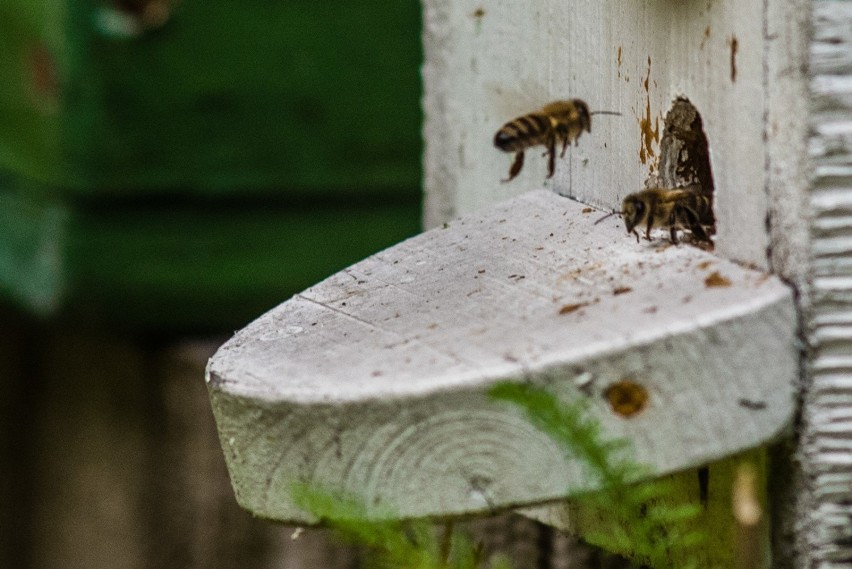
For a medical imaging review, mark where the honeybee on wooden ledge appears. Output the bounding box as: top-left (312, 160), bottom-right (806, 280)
top-left (621, 185), bottom-right (715, 244)
top-left (493, 99), bottom-right (620, 182)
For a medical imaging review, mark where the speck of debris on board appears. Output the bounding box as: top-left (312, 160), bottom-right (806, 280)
top-left (613, 286), bottom-right (633, 295)
top-left (697, 260), bottom-right (713, 270)
top-left (582, 207), bottom-right (593, 214)
top-left (738, 398), bottom-right (767, 410)
top-left (559, 302), bottom-right (589, 315)
top-left (705, 271), bottom-right (732, 288)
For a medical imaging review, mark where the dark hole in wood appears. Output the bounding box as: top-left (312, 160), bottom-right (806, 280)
top-left (647, 98), bottom-right (716, 236)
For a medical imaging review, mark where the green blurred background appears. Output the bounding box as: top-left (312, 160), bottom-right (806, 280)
top-left (0, 3), bottom-right (423, 568)
top-left (0, 0), bottom-right (423, 332)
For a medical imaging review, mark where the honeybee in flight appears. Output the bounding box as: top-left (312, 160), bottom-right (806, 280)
top-left (621, 185), bottom-right (715, 244)
top-left (493, 99), bottom-right (620, 182)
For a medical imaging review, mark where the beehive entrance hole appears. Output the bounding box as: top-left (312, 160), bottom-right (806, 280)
top-left (647, 98), bottom-right (716, 235)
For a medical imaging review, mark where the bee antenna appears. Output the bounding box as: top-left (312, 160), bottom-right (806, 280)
top-left (590, 110), bottom-right (622, 116)
top-left (594, 211), bottom-right (620, 225)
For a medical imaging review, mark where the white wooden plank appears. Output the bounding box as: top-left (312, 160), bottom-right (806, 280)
top-left (207, 190), bottom-right (797, 523)
top-left (422, 0), bottom-right (770, 270)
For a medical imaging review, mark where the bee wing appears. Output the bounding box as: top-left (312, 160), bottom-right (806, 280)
top-left (486, 80), bottom-right (549, 122)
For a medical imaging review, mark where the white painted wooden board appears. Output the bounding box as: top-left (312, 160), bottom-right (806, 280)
top-left (423, 0), bottom-right (774, 270)
top-left (207, 189), bottom-right (797, 523)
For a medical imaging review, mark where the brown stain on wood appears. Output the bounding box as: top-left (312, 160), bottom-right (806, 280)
top-left (705, 271), bottom-right (732, 288)
top-left (617, 46), bottom-right (622, 78)
top-left (559, 302), bottom-right (590, 315)
top-left (700, 26), bottom-right (711, 50)
top-left (605, 379), bottom-right (649, 418)
top-left (728, 35), bottom-right (738, 82)
top-left (637, 57), bottom-right (660, 166)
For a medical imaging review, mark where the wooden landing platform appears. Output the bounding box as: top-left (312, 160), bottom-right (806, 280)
top-left (206, 189), bottom-right (797, 523)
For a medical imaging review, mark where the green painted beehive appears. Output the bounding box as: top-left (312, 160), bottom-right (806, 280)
top-left (0, 0), bottom-right (422, 330)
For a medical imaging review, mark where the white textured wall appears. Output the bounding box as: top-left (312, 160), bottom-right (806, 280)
top-left (423, 0), bottom-right (792, 270)
top-left (800, 2), bottom-right (852, 566)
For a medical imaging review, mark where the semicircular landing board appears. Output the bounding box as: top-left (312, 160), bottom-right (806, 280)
top-left (206, 189), bottom-right (797, 523)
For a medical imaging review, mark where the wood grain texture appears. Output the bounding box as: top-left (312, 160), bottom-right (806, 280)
top-left (207, 189), bottom-right (797, 523)
top-left (798, 2), bottom-right (852, 566)
top-left (422, 0), bottom-right (770, 270)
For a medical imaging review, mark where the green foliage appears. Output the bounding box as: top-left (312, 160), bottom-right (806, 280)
top-left (293, 382), bottom-right (706, 569)
top-left (292, 485), bottom-right (495, 569)
top-left (490, 382), bottom-right (705, 568)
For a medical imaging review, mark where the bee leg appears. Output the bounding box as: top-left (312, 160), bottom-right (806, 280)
top-left (546, 148), bottom-right (556, 178)
top-left (669, 226), bottom-right (679, 244)
top-left (691, 223), bottom-right (710, 242)
top-left (501, 151), bottom-right (524, 183)
top-left (560, 136), bottom-right (570, 158)
top-left (632, 229), bottom-right (640, 243)
top-left (645, 217), bottom-right (653, 241)
top-left (545, 146), bottom-right (557, 179)
top-left (678, 204), bottom-right (711, 243)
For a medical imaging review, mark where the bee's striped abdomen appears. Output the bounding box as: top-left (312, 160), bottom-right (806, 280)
top-left (493, 112), bottom-right (551, 152)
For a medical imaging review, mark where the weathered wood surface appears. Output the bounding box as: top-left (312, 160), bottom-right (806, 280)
top-left (422, 0), bottom-right (773, 271)
top-left (207, 189), bottom-right (797, 523)
top-left (797, 1), bottom-right (852, 566)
